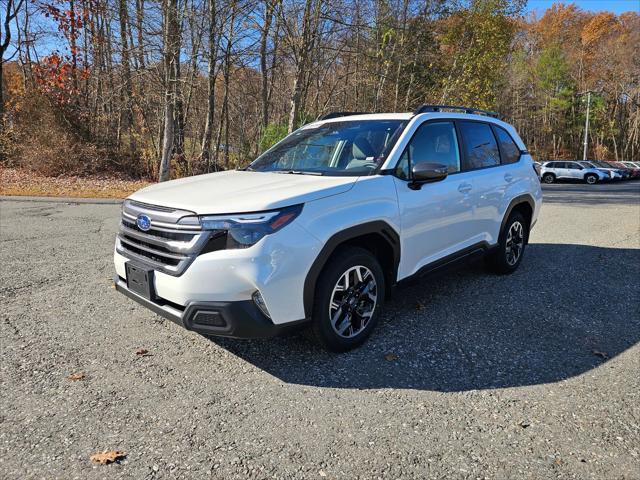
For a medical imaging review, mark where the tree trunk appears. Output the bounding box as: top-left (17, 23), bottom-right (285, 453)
top-left (200, 0), bottom-right (218, 170)
top-left (118, 0), bottom-right (135, 154)
top-left (287, 0), bottom-right (318, 133)
top-left (1, 0), bottom-right (24, 134)
top-left (159, 0), bottom-right (180, 182)
top-left (260, 0), bottom-right (275, 129)
top-left (135, 0), bottom-right (145, 69)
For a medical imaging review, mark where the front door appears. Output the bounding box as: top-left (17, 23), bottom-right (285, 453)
top-left (392, 120), bottom-right (476, 279)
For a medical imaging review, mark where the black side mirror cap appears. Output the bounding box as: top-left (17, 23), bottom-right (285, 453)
top-left (409, 162), bottom-right (448, 190)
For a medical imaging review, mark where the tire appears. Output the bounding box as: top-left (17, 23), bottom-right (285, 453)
top-left (311, 247), bottom-right (385, 352)
top-left (542, 173), bottom-right (555, 184)
top-left (585, 174), bottom-right (598, 185)
top-left (486, 211), bottom-right (528, 275)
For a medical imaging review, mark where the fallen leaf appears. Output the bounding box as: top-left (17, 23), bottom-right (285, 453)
top-left (319, 470), bottom-right (327, 477)
top-left (592, 350), bottom-right (609, 360)
top-left (135, 348), bottom-right (150, 356)
top-left (0, 167), bottom-right (149, 199)
top-left (416, 301), bottom-right (425, 311)
top-left (384, 353), bottom-right (398, 362)
top-left (90, 450), bottom-right (126, 465)
top-left (68, 372), bottom-right (85, 381)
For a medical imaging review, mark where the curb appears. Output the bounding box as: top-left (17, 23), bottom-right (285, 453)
top-left (0, 195), bottom-right (123, 205)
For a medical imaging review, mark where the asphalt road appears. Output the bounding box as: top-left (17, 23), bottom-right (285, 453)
top-left (1, 182), bottom-right (639, 479)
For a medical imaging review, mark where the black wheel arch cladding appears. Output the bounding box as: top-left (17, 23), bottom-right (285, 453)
top-left (501, 194), bottom-right (534, 243)
top-left (302, 221), bottom-right (400, 318)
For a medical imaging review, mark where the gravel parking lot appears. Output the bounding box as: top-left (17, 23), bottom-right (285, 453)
top-left (1, 182), bottom-right (639, 479)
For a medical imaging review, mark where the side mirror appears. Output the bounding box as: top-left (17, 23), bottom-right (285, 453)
top-left (409, 162), bottom-right (448, 190)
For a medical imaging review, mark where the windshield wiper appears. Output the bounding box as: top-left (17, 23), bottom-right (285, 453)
top-left (273, 170), bottom-right (324, 176)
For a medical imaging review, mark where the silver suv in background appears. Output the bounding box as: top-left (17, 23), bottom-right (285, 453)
top-left (578, 161), bottom-right (624, 181)
top-left (540, 161), bottom-right (610, 184)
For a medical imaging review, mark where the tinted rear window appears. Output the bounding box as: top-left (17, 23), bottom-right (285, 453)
top-left (493, 126), bottom-right (520, 164)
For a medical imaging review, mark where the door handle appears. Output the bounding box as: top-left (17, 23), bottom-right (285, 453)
top-left (504, 173), bottom-right (514, 183)
top-left (458, 183), bottom-right (472, 194)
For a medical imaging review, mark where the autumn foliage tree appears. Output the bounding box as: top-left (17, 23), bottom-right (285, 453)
top-left (1, 0), bottom-right (639, 179)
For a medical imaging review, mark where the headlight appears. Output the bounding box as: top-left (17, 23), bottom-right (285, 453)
top-left (200, 204), bottom-right (303, 249)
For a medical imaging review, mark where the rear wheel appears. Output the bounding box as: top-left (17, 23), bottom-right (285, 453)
top-left (542, 173), bottom-right (555, 184)
top-left (311, 247), bottom-right (385, 352)
top-left (486, 211), bottom-right (528, 275)
top-left (585, 173), bottom-right (598, 184)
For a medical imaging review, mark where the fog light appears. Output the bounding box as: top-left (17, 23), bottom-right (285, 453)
top-left (252, 290), bottom-right (271, 319)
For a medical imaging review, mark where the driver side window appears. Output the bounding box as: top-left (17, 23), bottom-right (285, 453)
top-left (395, 121), bottom-right (461, 179)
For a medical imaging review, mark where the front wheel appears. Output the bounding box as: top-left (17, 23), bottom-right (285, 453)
top-left (542, 173), bottom-right (555, 184)
top-left (311, 247), bottom-right (385, 352)
top-left (585, 174), bottom-right (598, 185)
top-left (486, 211), bottom-right (528, 275)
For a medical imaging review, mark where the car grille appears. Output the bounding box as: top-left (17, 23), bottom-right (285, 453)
top-left (116, 200), bottom-right (211, 276)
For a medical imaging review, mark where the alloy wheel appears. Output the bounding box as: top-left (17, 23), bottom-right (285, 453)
top-left (328, 265), bottom-right (378, 338)
top-left (505, 221), bottom-right (525, 266)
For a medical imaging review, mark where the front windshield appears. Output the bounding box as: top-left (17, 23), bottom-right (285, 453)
top-left (249, 120), bottom-right (407, 176)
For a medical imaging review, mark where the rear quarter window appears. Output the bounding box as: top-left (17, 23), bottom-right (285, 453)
top-left (493, 126), bottom-right (520, 164)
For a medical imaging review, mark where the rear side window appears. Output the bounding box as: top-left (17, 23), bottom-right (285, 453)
top-left (458, 122), bottom-right (500, 170)
top-left (493, 126), bottom-right (520, 164)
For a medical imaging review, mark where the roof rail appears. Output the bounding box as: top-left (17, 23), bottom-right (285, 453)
top-left (413, 104), bottom-right (501, 119)
top-left (318, 111), bottom-right (369, 120)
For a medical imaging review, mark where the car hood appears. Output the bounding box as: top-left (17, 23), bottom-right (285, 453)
top-left (128, 170), bottom-right (358, 214)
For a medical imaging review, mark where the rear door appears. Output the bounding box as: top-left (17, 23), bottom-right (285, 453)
top-left (456, 121), bottom-right (509, 246)
top-left (566, 161), bottom-right (583, 179)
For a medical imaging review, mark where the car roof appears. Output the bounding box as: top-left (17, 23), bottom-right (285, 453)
top-left (314, 111), bottom-right (509, 124)
top-left (306, 111), bottom-right (528, 155)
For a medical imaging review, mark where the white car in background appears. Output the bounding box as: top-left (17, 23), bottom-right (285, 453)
top-left (540, 161), bottom-right (609, 184)
top-left (579, 161), bottom-right (624, 180)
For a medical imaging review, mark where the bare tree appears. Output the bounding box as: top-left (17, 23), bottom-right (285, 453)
top-left (284, 0), bottom-right (322, 133)
top-left (1, 0), bottom-right (25, 123)
top-left (118, 0), bottom-right (135, 152)
top-left (159, 0), bottom-right (181, 181)
top-left (200, 0), bottom-right (219, 170)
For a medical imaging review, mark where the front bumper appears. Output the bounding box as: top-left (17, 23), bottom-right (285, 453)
top-left (114, 221), bottom-right (322, 324)
top-left (114, 276), bottom-right (307, 338)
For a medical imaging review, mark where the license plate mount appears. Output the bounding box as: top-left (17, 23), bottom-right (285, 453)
top-left (125, 262), bottom-right (155, 300)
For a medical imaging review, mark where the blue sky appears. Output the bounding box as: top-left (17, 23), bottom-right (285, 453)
top-left (525, 0), bottom-right (640, 15)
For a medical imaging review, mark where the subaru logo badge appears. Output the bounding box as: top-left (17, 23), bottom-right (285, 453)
top-left (136, 214), bottom-right (151, 231)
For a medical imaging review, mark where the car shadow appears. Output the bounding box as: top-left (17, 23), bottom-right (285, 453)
top-left (207, 243), bottom-right (640, 392)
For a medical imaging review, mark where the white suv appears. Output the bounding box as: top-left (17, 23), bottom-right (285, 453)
top-left (540, 161), bottom-right (610, 184)
top-left (114, 105), bottom-right (542, 351)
